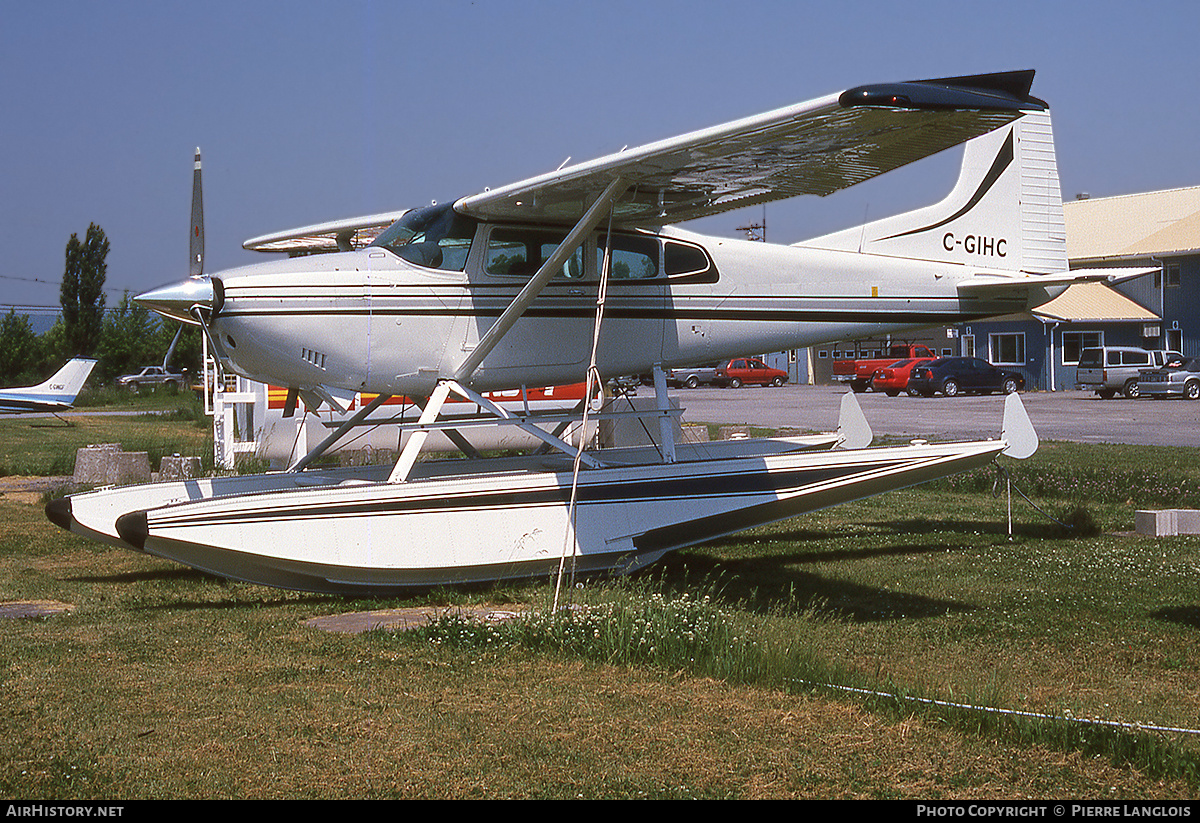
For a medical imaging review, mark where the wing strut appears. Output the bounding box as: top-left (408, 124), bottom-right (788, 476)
top-left (454, 176), bottom-right (628, 383)
top-left (387, 178), bottom-right (627, 485)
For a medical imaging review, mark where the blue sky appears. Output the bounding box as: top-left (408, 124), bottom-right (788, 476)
top-left (2, 0), bottom-right (1198, 312)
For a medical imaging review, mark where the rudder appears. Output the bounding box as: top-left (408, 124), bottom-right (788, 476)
top-left (33, 358), bottom-right (98, 402)
top-left (794, 110), bottom-right (1066, 275)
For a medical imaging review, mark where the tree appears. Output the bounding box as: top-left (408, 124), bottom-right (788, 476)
top-left (61, 223), bottom-right (109, 356)
top-left (96, 292), bottom-right (159, 382)
top-left (0, 310), bottom-right (42, 384)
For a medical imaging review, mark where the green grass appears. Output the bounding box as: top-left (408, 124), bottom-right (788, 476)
top-left (1, 403), bottom-right (1198, 797)
top-left (933, 441), bottom-right (1200, 510)
top-left (0, 395), bottom-right (212, 477)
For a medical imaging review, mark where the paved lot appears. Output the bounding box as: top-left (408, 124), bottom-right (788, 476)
top-left (668, 385), bottom-right (1197, 448)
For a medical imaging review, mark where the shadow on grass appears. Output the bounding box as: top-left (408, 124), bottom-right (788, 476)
top-left (65, 567), bottom-right (206, 585)
top-left (1150, 605), bottom-right (1200, 630)
top-left (647, 549), bottom-right (975, 623)
top-left (126, 593), bottom-right (344, 613)
top-left (701, 517), bottom-right (1080, 552)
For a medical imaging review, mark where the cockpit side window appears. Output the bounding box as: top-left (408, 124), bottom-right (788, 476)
top-left (370, 203), bottom-right (476, 271)
top-left (485, 228), bottom-right (585, 279)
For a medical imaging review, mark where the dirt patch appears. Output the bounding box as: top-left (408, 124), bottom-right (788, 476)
top-left (305, 604), bottom-right (527, 634)
top-left (0, 476), bottom-right (73, 505)
top-left (0, 600), bottom-right (75, 619)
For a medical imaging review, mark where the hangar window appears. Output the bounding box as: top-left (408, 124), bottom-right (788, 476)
top-left (990, 332), bottom-right (1025, 366)
top-left (1062, 331), bottom-right (1102, 365)
top-left (1166, 262), bottom-right (1181, 288)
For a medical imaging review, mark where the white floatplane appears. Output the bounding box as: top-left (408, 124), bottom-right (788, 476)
top-left (49, 71), bottom-right (1074, 593)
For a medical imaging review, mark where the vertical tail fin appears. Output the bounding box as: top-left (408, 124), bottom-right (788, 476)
top-left (29, 358), bottom-right (98, 403)
top-left (795, 110), bottom-right (1066, 275)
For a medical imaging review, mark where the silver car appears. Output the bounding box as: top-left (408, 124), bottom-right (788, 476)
top-left (1138, 355), bottom-right (1200, 401)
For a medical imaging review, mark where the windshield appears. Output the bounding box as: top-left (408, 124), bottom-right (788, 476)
top-left (370, 203), bottom-right (477, 270)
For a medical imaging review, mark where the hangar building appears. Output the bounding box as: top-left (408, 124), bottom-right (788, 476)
top-left (959, 185), bottom-right (1200, 391)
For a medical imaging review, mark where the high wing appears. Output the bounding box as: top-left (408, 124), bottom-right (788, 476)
top-left (242, 210), bottom-right (409, 255)
top-left (455, 71), bottom-right (1046, 228)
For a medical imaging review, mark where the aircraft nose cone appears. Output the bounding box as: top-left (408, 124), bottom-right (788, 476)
top-left (115, 510), bottom-right (149, 552)
top-left (45, 496), bottom-right (73, 531)
top-left (135, 275), bottom-right (215, 324)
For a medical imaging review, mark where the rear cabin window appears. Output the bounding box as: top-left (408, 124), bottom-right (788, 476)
top-left (664, 240), bottom-right (718, 282)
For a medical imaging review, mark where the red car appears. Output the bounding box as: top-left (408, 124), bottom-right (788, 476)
top-left (869, 358), bottom-right (934, 396)
top-left (716, 358), bottom-right (788, 388)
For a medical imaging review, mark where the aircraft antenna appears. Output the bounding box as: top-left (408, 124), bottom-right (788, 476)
top-left (736, 205), bottom-right (767, 241)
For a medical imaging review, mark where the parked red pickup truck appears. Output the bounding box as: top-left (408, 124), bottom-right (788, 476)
top-left (832, 344), bottom-right (937, 392)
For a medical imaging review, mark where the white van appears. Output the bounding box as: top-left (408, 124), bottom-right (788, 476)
top-left (1075, 347), bottom-right (1182, 398)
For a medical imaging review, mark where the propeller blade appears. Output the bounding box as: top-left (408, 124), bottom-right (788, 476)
top-left (189, 147), bottom-right (204, 277)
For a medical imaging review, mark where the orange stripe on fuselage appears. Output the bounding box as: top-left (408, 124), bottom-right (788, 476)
top-left (265, 383), bottom-right (589, 411)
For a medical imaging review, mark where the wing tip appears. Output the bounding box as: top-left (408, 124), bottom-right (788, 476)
top-left (840, 69), bottom-right (1046, 112)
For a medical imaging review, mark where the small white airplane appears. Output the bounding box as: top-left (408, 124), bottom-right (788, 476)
top-left (0, 358), bottom-right (97, 416)
top-left (49, 71), bottom-right (1063, 593)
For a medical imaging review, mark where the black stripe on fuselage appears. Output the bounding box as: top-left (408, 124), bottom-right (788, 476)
top-left (151, 458), bottom-right (917, 530)
top-left (211, 294), bottom-right (1014, 326)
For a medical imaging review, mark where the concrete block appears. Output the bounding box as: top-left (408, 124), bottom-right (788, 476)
top-left (71, 444), bottom-right (122, 485)
top-left (718, 425), bottom-right (750, 441)
top-left (73, 444), bottom-right (151, 486)
top-left (1135, 510), bottom-right (1200, 537)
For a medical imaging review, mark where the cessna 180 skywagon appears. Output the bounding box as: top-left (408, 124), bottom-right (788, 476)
top-left (50, 71), bottom-right (1065, 594)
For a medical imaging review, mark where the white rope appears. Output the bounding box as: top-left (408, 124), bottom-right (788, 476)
top-left (791, 678), bottom-right (1200, 737)
top-left (553, 210), bottom-right (615, 613)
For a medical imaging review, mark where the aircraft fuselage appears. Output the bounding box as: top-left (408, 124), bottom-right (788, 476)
top-left (198, 219), bottom-right (1045, 398)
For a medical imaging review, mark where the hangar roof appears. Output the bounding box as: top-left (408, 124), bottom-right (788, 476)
top-left (1065, 185), bottom-right (1200, 263)
top-left (1031, 281), bottom-right (1159, 323)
